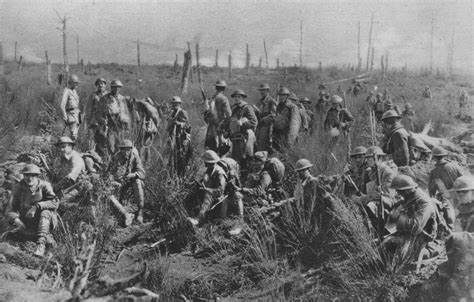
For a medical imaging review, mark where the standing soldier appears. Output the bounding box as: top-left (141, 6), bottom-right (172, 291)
top-left (7, 164), bottom-right (59, 257)
top-left (381, 110), bottom-right (410, 167)
top-left (255, 83), bottom-right (277, 153)
top-left (273, 87), bottom-right (301, 151)
top-left (458, 90), bottom-right (470, 110)
top-left (87, 78), bottom-right (108, 150)
top-left (203, 80), bottom-right (232, 155)
top-left (52, 137), bottom-right (86, 206)
top-left (366, 91), bottom-right (377, 105)
top-left (452, 175), bottom-right (474, 232)
top-left (373, 93), bottom-right (385, 122)
top-left (291, 94), bottom-right (309, 134)
top-left (323, 95), bottom-right (354, 137)
top-left (382, 88), bottom-right (390, 101)
top-left (401, 103), bottom-right (416, 132)
top-left (167, 96), bottom-right (191, 177)
top-left (422, 86), bottom-right (433, 101)
top-left (301, 97), bottom-right (315, 134)
top-left (60, 74), bottom-right (81, 141)
top-left (107, 139), bottom-right (146, 224)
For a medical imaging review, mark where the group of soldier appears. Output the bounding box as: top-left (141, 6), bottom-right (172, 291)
top-left (2, 74), bottom-right (473, 300)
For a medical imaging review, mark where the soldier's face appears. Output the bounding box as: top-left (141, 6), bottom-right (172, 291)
top-left (204, 162), bottom-right (215, 170)
top-left (58, 143), bottom-right (73, 156)
top-left (298, 169), bottom-right (309, 180)
top-left (259, 89), bottom-right (268, 97)
top-left (352, 155), bottom-right (364, 166)
top-left (280, 95), bottom-right (288, 103)
top-left (111, 86), bottom-right (120, 94)
top-left (120, 148), bottom-right (132, 157)
top-left (171, 102), bottom-right (180, 110)
top-left (366, 157), bottom-right (375, 167)
top-left (69, 82), bottom-right (79, 89)
top-left (233, 95), bottom-right (243, 104)
top-left (96, 82), bottom-right (106, 92)
top-left (456, 190), bottom-right (473, 204)
top-left (23, 174), bottom-right (38, 186)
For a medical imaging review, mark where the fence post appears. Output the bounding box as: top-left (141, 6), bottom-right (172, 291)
top-left (0, 41), bottom-right (3, 75)
top-left (181, 49), bottom-right (192, 95)
top-left (195, 43), bottom-right (202, 86)
top-left (228, 51), bottom-right (232, 79)
top-left (18, 56), bottom-right (23, 71)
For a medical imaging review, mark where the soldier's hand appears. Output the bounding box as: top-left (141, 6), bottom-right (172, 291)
top-left (26, 205), bottom-right (38, 219)
top-left (126, 173), bottom-right (136, 180)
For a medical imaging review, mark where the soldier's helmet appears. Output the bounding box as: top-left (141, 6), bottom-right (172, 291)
top-left (95, 78), bottom-right (106, 86)
top-left (425, 86), bottom-right (430, 89)
top-left (377, 92), bottom-right (383, 97)
top-left (118, 139), bottom-right (134, 149)
top-left (171, 96), bottom-right (182, 103)
top-left (215, 80), bottom-right (227, 88)
top-left (21, 164), bottom-right (41, 175)
top-left (302, 97), bottom-right (310, 103)
top-left (405, 103), bottom-right (413, 109)
top-left (364, 146), bottom-right (386, 157)
top-left (432, 146), bottom-right (448, 157)
top-left (295, 159), bottom-right (313, 171)
top-left (258, 83), bottom-right (270, 90)
top-left (68, 74), bottom-right (80, 84)
top-left (453, 176), bottom-right (474, 191)
top-left (381, 110), bottom-right (401, 121)
top-left (231, 89), bottom-right (247, 98)
top-left (253, 151), bottom-right (268, 162)
top-left (391, 174), bottom-right (417, 190)
top-left (351, 146), bottom-right (368, 157)
top-left (202, 150), bottom-right (220, 163)
top-left (409, 136), bottom-right (431, 153)
top-left (55, 136), bottom-right (75, 146)
top-left (330, 95), bottom-right (343, 104)
top-left (278, 87), bottom-right (290, 96)
top-left (110, 79), bottom-right (123, 87)
top-left (288, 93), bottom-right (298, 101)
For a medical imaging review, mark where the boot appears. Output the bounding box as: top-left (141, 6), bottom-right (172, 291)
top-left (136, 209), bottom-right (144, 224)
top-left (34, 237), bottom-right (46, 257)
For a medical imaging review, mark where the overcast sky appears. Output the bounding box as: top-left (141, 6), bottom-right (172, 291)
top-left (0, 0), bottom-right (472, 74)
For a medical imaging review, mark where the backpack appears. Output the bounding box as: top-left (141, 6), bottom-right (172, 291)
top-left (265, 158), bottom-right (285, 184)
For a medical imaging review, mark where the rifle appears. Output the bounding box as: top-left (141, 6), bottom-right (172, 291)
top-left (375, 162), bottom-right (385, 242)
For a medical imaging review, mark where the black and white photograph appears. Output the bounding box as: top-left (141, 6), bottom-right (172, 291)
top-left (0, 0), bottom-right (472, 300)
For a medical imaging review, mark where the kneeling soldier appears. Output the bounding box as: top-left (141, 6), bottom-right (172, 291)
top-left (7, 164), bottom-right (59, 257)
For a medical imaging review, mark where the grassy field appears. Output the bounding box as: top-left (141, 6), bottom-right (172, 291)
top-left (0, 61), bottom-right (472, 300)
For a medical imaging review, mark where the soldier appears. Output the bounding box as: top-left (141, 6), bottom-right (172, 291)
top-left (291, 94), bottom-right (309, 134)
top-left (107, 139), bottom-right (146, 224)
top-left (188, 150), bottom-right (228, 226)
top-left (428, 146), bottom-right (466, 231)
top-left (353, 82), bottom-right (362, 96)
top-left (301, 97), bottom-right (315, 133)
top-left (60, 74), bottom-right (81, 141)
top-left (344, 146), bottom-right (367, 196)
top-left (383, 99), bottom-right (402, 116)
top-left (7, 164), bottom-right (59, 257)
top-left (273, 87), bottom-right (301, 151)
top-left (381, 110), bottom-right (410, 167)
top-left (323, 95), bottom-right (354, 137)
top-left (203, 80), bottom-right (232, 155)
top-left (239, 151), bottom-right (286, 205)
top-left (383, 175), bottom-right (437, 256)
top-left (95, 79), bottom-right (133, 159)
top-left (167, 96), bottom-right (191, 177)
top-left (458, 90), bottom-right (470, 110)
top-left (52, 137), bottom-right (86, 206)
top-left (373, 93), bottom-right (385, 121)
top-left (87, 78), bottom-right (108, 150)
top-left (382, 88), bottom-right (390, 101)
top-left (219, 156), bottom-right (244, 222)
top-left (401, 103), bottom-right (416, 132)
top-left (224, 90), bottom-right (258, 173)
top-left (422, 85), bottom-right (433, 101)
top-left (255, 83), bottom-right (277, 153)
top-left (366, 91), bottom-right (377, 105)
top-left (408, 136), bottom-right (431, 166)
top-left (316, 91), bottom-right (329, 113)
top-left (453, 175), bottom-right (474, 232)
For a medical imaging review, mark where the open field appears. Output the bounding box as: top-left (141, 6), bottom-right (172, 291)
top-left (0, 61), bottom-right (473, 301)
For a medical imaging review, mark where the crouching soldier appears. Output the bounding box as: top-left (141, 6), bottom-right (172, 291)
top-left (52, 137), bottom-right (86, 208)
top-left (344, 146), bottom-right (367, 196)
top-left (239, 151), bottom-right (286, 206)
top-left (7, 164), bottom-right (59, 257)
top-left (188, 150), bottom-right (228, 226)
top-left (383, 175), bottom-right (438, 258)
top-left (107, 139), bottom-right (146, 225)
top-left (219, 156), bottom-right (243, 222)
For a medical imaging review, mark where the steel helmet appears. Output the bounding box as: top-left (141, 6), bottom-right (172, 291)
top-left (377, 93), bottom-right (383, 97)
top-left (55, 136), bottom-right (75, 146)
top-left (171, 96), bottom-right (182, 103)
top-left (231, 89), bottom-right (247, 98)
top-left (452, 176), bottom-right (474, 191)
top-left (253, 151), bottom-right (268, 162)
top-left (295, 159), bottom-right (313, 171)
top-left (351, 146), bottom-right (368, 157)
top-left (391, 174), bottom-right (418, 190)
top-left (288, 93), bottom-right (298, 101)
top-left (409, 136), bottom-right (431, 153)
top-left (330, 95), bottom-right (343, 104)
top-left (381, 110), bottom-right (401, 121)
top-left (405, 103), bottom-right (413, 109)
top-left (68, 74), bottom-right (80, 84)
top-left (302, 97), bottom-right (310, 103)
top-left (110, 79), bottom-right (123, 87)
top-left (432, 146), bottom-right (448, 157)
top-left (95, 78), bottom-right (106, 86)
top-left (118, 139), bottom-right (134, 149)
top-left (202, 150), bottom-right (220, 163)
top-left (215, 79), bottom-right (227, 87)
top-left (364, 146), bottom-right (386, 157)
top-left (278, 87), bottom-right (290, 95)
top-left (258, 83), bottom-right (270, 90)
top-left (22, 164), bottom-right (41, 175)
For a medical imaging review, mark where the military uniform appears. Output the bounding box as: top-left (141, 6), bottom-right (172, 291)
top-left (256, 95), bottom-right (277, 152)
top-left (53, 149), bottom-right (86, 204)
top-left (219, 157), bottom-right (243, 219)
top-left (428, 159), bottom-right (465, 199)
top-left (274, 100), bottom-right (301, 150)
top-left (422, 88), bottom-right (433, 100)
top-left (323, 107), bottom-right (354, 134)
top-left (242, 157), bottom-right (285, 203)
top-left (198, 164), bottom-right (227, 221)
top-left (108, 147), bottom-right (146, 213)
top-left (60, 87), bottom-right (81, 140)
top-left (203, 91), bottom-right (231, 153)
top-left (167, 106), bottom-right (191, 177)
top-left (382, 123), bottom-right (410, 166)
